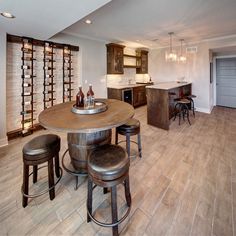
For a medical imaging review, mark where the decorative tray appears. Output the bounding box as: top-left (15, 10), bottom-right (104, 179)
top-left (71, 100), bottom-right (108, 115)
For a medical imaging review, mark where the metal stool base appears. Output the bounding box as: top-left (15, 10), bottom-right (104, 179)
top-left (62, 149), bottom-right (87, 190)
top-left (117, 140), bottom-right (142, 158)
top-left (21, 165), bottom-right (63, 198)
top-left (87, 186), bottom-right (131, 228)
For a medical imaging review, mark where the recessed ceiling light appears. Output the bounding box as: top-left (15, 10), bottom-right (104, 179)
top-left (85, 19), bottom-right (92, 24)
top-left (0, 12), bottom-right (15, 19)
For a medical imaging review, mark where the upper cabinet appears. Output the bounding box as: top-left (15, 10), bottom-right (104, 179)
top-left (106, 43), bottom-right (125, 74)
top-left (136, 50), bottom-right (148, 74)
top-left (106, 43), bottom-right (149, 74)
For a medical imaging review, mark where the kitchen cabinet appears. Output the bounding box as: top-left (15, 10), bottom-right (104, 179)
top-left (136, 50), bottom-right (148, 74)
top-left (107, 85), bottom-right (149, 108)
top-left (133, 86), bottom-right (146, 107)
top-left (106, 43), bottom-right (125, 74)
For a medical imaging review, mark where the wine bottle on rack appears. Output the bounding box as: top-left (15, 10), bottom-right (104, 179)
top-left (86, 84), bottom-right (95, 108)
top-left (21, 65), bottom-right (30, 70)
top-left (76, 86), bottom-right (84, 107)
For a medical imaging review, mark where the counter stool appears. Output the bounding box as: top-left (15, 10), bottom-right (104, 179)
top-left (185, 94), bottom-right (197, 117)
top-left (173, 99), bottom-right (191, 125)
top-left (22, 134), bottom-right (63, 207)
top-left (115, 118), bottom-right (142, 159)
top-left (87, 144), bottom-right (131, 236)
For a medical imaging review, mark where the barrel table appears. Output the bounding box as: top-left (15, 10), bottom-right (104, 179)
top-left (39, 99), bottom-right (134, 189)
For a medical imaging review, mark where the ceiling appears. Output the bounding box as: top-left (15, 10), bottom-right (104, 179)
top-left (0, 0), bottom-right (111, 40)
top-left (63, 0), bottom-right (236, 48)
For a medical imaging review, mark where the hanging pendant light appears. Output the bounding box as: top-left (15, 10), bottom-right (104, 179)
top-left (165, 32), bottom-right (177, 62)
top-left (178, 39), bottom-right (187, 63)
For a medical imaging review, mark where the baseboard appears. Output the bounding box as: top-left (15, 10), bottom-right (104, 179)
top-left (195, 107), bottom-right (212, 114)
top-left (0, 137), bottom-right (8, 147)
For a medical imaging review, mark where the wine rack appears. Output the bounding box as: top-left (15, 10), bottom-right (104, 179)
top-left (43, 42), bottom-right (56, 109)
top-left (63, 45), bottom-right (74, 102)
top-left (21, 37), bottom-right (36, 136)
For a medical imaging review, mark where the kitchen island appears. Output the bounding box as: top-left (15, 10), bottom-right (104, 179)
top-left (146, 82), bottom-right (192, 130)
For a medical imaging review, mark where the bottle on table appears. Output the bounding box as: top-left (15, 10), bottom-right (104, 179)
top-left (76, 85), bottom-right (84, 107)
top-left (86, 84), bottom-right (95, 108)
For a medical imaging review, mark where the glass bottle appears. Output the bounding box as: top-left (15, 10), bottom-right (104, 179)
top-left (76, 86), bottom-right (84, 107)
top-left (87, 84), bottom-right (95, 108)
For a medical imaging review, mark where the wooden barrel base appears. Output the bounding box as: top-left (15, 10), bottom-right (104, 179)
top-left (67, 130), bottom-right (112, 173)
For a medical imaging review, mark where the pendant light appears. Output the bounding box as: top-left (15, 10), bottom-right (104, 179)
top-left (178, 39), bottom-right (187, 63)
top-left (165, 32), bottom-right (177, 62)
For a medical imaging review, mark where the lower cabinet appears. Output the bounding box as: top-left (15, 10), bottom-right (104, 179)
top-left (133, 86), bottom-right (147, 107)
top-left (107, 85), bottom-right (147, 108)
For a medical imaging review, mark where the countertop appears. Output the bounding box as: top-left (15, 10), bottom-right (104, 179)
top-left (146, 81), bottom-right (191, 90)
top-left (107, 82), bottom-right (154, 89)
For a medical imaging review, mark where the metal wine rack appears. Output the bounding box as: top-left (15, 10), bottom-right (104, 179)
top-left (21, 37), bottom-right (36, 136)
top-left (43, 42), bottom-right (56, 109)
top-left (63, 45), bottom-right (73, 102)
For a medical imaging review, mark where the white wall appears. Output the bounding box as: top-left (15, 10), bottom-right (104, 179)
top-left (0, 30), bottom-right (7, 147)
top-left (51, 33), bottom-right (107, 98)
top-left (149, 35), bottom-right (236, 113)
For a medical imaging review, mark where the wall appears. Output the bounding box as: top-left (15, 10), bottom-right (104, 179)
top-left (0, 30), bottom-right (7, 147)
top-left (149, 35), bottom-right (236, 113)
top-left (51, 33), bottom-right (107, 98)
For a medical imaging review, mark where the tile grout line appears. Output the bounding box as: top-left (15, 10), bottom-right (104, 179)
top-left (210, 157), bottom-right (220, 236)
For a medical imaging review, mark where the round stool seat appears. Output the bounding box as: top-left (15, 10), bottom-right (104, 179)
top-left (117, 118), bottom-right (140, 135)
top-left (23, 134), bottom-right (60, 162)
top-left (178, 98), bottom-right (191, 104)
top-left (88, 144), bottom-right (129, 181)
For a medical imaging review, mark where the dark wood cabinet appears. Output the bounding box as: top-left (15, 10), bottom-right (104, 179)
top-left (106, 43), bottom-right (125, 74)
top-left (136, 50), bottom-right (148, 74)
top-left (107, 88), bottom-right (122, 100)
top-left (107, 85), bottom-right (148, 108)
top-left (133, 86), bottom-right (146, 107)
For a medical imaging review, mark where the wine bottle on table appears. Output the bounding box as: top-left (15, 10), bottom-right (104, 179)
top-left (76, 86), bottom-right (84, 107)
top-left (87, 84), bottom-right (95, 108)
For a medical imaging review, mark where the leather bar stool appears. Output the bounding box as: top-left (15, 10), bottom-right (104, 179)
top-left (185, 94), bottom-right (197, 117)
top-left (22, 134), bottom-right (62, 207)
top-left (173, 99), bottom-right (191, 125)
top-left (115, 118), bottom-right (142, 158)
top-left (87, 144), bottom-right (131, 236)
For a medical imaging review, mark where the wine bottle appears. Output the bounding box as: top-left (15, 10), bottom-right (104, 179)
top-left (86, 84), bottom-right (95, 108)
top-left (21, 65), bottom-right (30, 70)
top-left (76, 86), bottom-right (84, 108)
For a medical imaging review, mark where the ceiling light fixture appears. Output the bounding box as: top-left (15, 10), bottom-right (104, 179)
top-left (85, 19), bottom-right (92, 24)
top-left (178, 39), bottom-right (187, 63)
top-left (0, 12), bottom-right (15, 19)
top-left (165, 32), bottom-right (177, 62)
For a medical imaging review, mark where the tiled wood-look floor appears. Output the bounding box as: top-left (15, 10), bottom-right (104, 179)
top-left (0, 106), bottom-right (236, 236)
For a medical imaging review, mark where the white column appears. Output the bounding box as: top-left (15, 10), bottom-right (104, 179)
top-left (0, 30), bottom-right (8, 147)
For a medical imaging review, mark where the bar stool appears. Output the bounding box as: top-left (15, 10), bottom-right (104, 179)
top-left (185, 94), bottom-right (197, 117)
top-left (22, 134), bottom-right (62, 207)
top-left (87, 144), bottom-right (131, 236)
top-left (173, 99), bottom-right (191, 125)
top-left (115, 118), bottom-right (142, 158)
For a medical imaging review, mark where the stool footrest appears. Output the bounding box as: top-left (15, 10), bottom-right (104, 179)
top-left (87, 200), bottom-right (131, 228)
top-left (21, 165), bottom-right (62, 198)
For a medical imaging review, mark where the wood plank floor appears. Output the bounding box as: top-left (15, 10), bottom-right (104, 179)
top-left (0, 106), bottom-right (236, 236)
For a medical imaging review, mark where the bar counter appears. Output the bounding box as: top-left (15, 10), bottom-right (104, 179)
top-left (146, 82), bottom-right (192, 130)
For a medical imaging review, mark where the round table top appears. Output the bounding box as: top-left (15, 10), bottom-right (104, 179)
top-left (38, 99), bottom-right (135, 133)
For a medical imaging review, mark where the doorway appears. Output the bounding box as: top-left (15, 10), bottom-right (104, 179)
top-left (216, 57), bottom-right (236, 108)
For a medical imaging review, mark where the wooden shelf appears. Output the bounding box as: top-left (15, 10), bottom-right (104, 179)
top-left (123, 54), bottom-right (141, 59)
top-left (123, 65), bottom-right (141, 68)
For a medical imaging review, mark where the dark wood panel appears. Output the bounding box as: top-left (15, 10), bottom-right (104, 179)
top-left (7, 34), bottom-right (79, 51)
top-left (107, 88), bottom-right (122, 100)
top-left (146, 88), bottom-right (169, 130)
